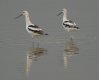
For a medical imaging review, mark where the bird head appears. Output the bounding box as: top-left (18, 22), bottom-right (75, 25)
top-left (15, 10), bottom-right (29, 19)
top-left (21, 10), bottom-right (29, 16)
top-left (57, 8), bottom-right (67, 16)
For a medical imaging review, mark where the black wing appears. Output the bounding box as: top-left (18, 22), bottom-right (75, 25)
top-left (28, 28), bottom-right (44, 35)
top-left (28, 25), bottom-right (39, 28)
top-left (63, 20), bottom-right (76, 28)
top-left (63, 20), bottom-right (74, 25)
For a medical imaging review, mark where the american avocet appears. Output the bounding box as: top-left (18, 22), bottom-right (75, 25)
top-left (15, 10), bottom-right (48, 38)
top-left (57, 8), bottom-right (80, 32)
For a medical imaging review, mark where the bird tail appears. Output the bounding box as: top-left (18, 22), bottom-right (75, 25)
top-left (77, 27), bottom-right (80, 30)
top-left (44, 33), bottom-right (48, 35)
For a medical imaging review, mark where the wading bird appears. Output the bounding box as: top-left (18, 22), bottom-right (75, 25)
top-left (57, 8), bottom-right (80, 32)
top-left (15, 10), bottom-right (48, 39)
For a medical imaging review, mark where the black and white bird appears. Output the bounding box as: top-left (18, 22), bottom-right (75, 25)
top-left (15, 10), bottom-right (48, 38)
top-left (57, 8), bottom-right (80, 32)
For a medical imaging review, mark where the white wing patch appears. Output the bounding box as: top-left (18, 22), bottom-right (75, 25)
top-left (28, 27), bottom-right (42, 31)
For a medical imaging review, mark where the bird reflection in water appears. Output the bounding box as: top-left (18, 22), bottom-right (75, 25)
top-left (63, 37), bottom-right (79, 69)
top-left (26, 43), bottom-right (47, 77)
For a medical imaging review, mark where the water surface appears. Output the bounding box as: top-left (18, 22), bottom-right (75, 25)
top-left (0, 0), bottom-right (99, 80)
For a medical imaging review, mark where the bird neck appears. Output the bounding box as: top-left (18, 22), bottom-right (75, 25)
top-left (63, 11), bottom-right (67, 22)
top-left (25, 14), bottom-right (32, 27)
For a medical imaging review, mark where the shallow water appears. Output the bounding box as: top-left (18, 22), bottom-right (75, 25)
top-left (0, 0), bottom-right (99, 80)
